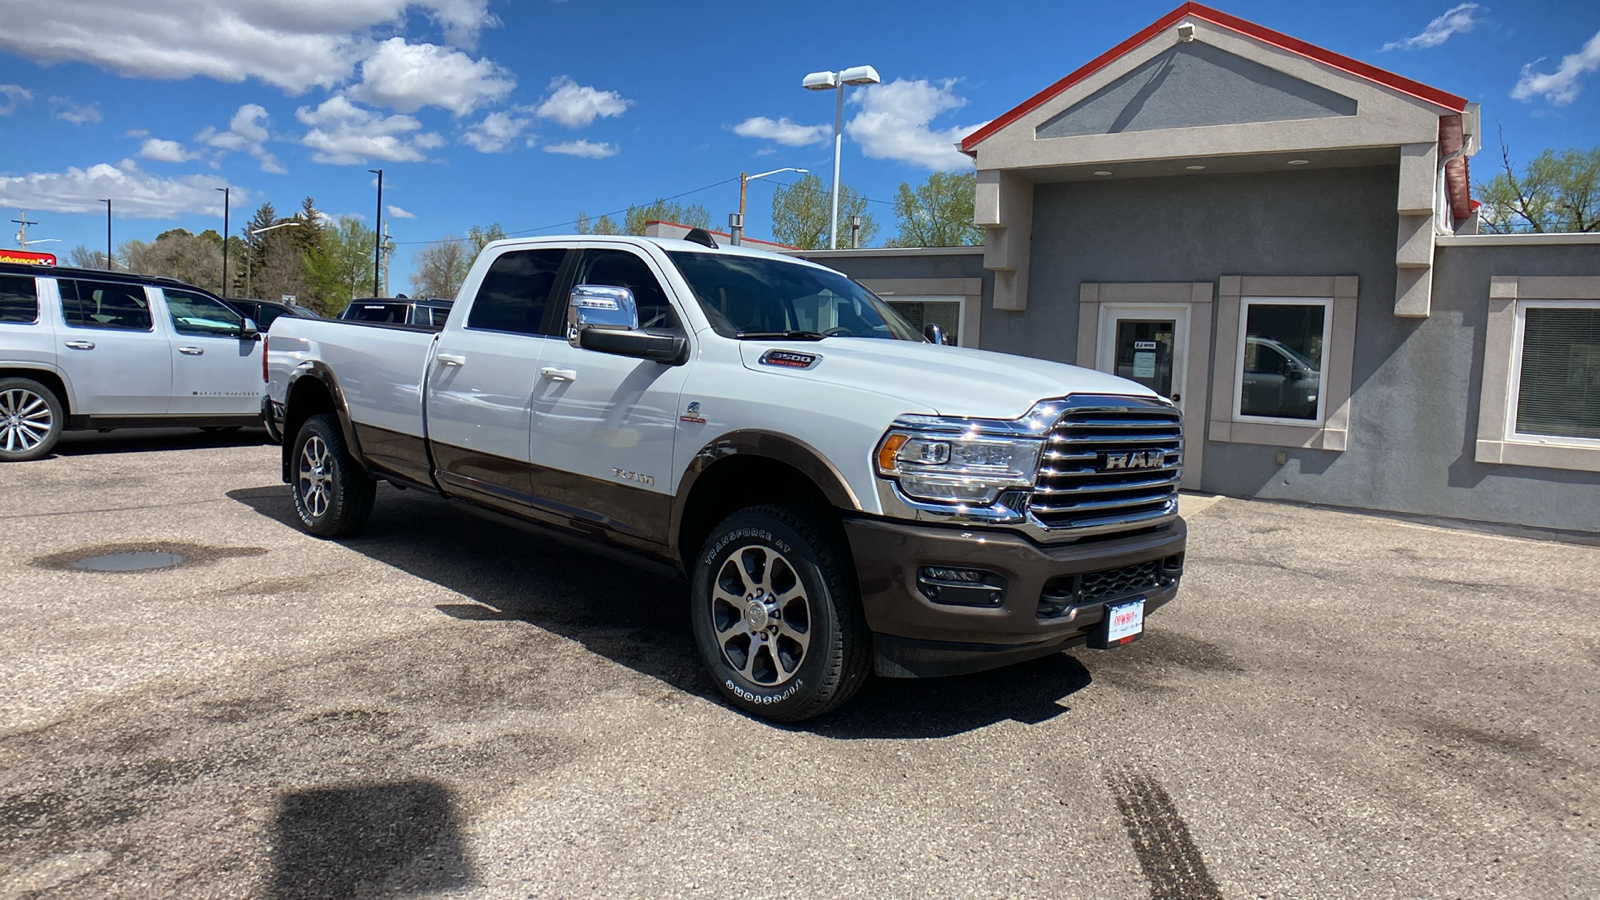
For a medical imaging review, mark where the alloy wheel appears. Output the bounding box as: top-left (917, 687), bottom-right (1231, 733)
top-left (711, 544), bottom-right (812, 686)
top-left (298, 435), bottom-right (333, 519)
top-left (0, 387), bottom-right (53, 455)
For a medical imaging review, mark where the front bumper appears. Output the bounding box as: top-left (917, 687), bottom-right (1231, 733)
top-left (842, 515), bottom-right (1186, 678)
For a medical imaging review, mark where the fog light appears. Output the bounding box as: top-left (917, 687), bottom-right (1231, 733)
top-left (917, 566), bottom-right (1006, 607)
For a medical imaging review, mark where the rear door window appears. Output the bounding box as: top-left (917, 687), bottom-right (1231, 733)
top-left (0, 274), bottom-right (39, 323)
top-left (61, 279), bottom-right (154, 331)
top-left (467, 249), bottom-right (566, 335)
top-left (573, 248), bottom-right (681, 332)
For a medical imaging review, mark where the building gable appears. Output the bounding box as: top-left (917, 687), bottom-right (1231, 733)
top-left (1035, 42), bottom-right (1356, 139)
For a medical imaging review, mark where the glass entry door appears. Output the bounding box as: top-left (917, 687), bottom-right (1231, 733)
top-left (1096, 304), bottom-right (1190, 412)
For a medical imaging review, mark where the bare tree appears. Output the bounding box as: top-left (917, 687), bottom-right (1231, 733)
top-left (1476, 136), bottom-right (1600, 233)
top-left (409, 238), bottom-right (472, 300)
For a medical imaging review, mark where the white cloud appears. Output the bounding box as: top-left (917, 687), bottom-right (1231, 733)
top-left (1513, 30), bottom-right (1600, 105)
top-left (733, 116), bottom-right (831, 147)
top-left (543, 140), bottom-right (618, 159)
top-left (387, 204), bottom-right (416, 219)
top-left (139, 138), bottom-right (199, 163)
top-left (463, 109), bottom-right (532, 153)
top-left (1383, 3), bottom-right (1484, 51)
top-left (0, 84), bottom-right (31, 115)
top-left (845, 79), bottom-right (985, 172)
top-left (535, 76), bottom-right (631, 128)
top-left (195, 104), bottom-right (286, 174)
top-left (0, 159), bottom-right (244, 219)
top-left (347, 37), bottom-right (514, 116)
top-left (0, 1), bottom-right (499, 95)
top-left (50, 97), bottom-right (100, 125)
top-left (296, 96), bottom-right (443, 164)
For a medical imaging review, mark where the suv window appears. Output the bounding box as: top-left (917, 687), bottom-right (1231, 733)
top-left (0, 274), bottom-right (38, 324)
top-left (468, 249), bottom-right (565, 335)
top-left (165, 289), bottom-right (244, 336)
top-left (575, 249), bottom-right (681, 332)
top-left (61, 279), bottom-right (153, 331)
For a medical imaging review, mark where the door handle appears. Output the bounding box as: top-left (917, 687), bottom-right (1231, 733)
top-left (436, 353), bottom-right (466, 367)
top-left (65, 340), bottom-right (95, 350)
top-left (540, 367), bottom-right (577, 382)
top-left (178, 346), bottom-right (205, 356)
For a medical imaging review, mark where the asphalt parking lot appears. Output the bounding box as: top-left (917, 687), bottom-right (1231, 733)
top-left (1, 430), bottom-right (1597, 899)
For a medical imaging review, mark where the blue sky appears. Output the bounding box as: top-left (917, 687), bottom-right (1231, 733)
top-left (1, 0), bottom-right (1597, 292)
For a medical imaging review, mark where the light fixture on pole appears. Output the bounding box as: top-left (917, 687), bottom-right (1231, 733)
top-left (368, 169), bottom-right (383, 297)
top-left (802, 64), bottom-right (880, 249)
top-left (243, 221), bottom-right (303, 300)
top-left (98, 199), bottom-right (112, 270)
top-left (216, 186), bottom-right (230, 296)
top-left (733, 167), bottom-right (807, 246)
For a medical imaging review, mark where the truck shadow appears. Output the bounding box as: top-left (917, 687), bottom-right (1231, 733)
top-left (227, 485), bottom-right (1091, 739)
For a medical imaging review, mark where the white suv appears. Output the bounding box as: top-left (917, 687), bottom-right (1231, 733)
top-left (0, 262), bottom-right (266, 461)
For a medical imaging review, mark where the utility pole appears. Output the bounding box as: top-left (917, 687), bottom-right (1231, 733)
top-left (11, 210), bottom-right (38, 249)
top-left (368, 169), bottom-right (383, 297)
top-left (381, 221), bottom-right (393, 297)
top-left (216, 187), bottom-right (230, 296)
top-left (98, 199), bottom-right (112, 269)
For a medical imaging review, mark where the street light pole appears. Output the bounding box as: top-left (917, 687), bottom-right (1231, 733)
top-left (98, 199), bottom-right (112, 269)
top-left (368, 169), bottom-right (383, 297)
top-left (803, 65), bottom-right (880, 249)
top-left (734, 167), bottom-right (808, 246)
top-left (216, 187), bottom-right (230, 295)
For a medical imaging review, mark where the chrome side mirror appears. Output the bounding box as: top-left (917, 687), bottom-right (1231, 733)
top-left (567, 285), bottom-right (639, 347)
top-left (240, 316), bottom-right (260, 340)
top-left (923, 322), bottom-right (945, 345)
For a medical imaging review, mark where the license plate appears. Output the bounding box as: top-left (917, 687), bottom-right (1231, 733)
top-left (1105, 600), bottom-right (1145, 644)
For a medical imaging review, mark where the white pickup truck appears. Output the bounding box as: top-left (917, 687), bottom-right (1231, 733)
top-left (265, 232), bottom-right (1187, 721)
top-left (0, 262), bottom-right (266, 461)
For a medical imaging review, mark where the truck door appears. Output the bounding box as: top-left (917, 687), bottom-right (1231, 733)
top-left (526, 246), bottom-right (690, 547)
top-left (159, 287), bottom-right (263, 416)
top-left (54, 277), bottom-right (171, 416)
top-left (426, 247), bottom-right (567, 513)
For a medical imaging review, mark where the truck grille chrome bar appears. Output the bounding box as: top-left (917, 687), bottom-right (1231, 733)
top-left (1028, 399), bottom-right (1182, 532)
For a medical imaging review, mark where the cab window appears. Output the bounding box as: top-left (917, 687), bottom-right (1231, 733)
top-left (165, 289), bottom-right (244, 336)
top-left (574, 249), bottom-right (682, 332)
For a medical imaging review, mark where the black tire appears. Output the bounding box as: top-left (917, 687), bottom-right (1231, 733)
top-left (0, 377), bottom-right (65, 462)
top-left (290, 413), bottom-right (376, 538)
top-left (690, 505), bottom-right (871, 722)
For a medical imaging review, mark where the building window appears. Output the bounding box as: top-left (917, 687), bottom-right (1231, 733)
top-left (1510, 301), bottom-right (1600, 444)
top-left (885, 296), bottom-right (963, 345)
top-left (1233, 297), bottom-right (1331, 425)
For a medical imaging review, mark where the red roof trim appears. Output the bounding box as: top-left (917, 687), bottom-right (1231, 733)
top-left (960, 2), bottom-right (1467, 153)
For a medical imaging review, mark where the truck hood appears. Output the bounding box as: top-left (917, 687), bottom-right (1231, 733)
top-left (737, 338), bottom-right (1161, 418)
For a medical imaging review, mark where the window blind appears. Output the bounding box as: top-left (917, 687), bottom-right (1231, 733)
top-left (1517, 306), bottom-right (1600, 440)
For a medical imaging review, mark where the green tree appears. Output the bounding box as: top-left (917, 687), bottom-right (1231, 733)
top-left (622, 199), bottom-right (710, 235)
top-left (291, 197), bottom-right (325, 258)
top-left (770, 173), bottom-right (875, 249)
top-left (575, 210), bottom-right (622, 234)
top-left (304, 217), bottom-right (377, 314)
top-left (1475, 142), bottom-right (1600, 233)
top-left (409, 237), bottom-right (472, 300)
top-left (467, 222), bottom-right (507, 257)
top-left (885, 171), bottom-right (983, 247)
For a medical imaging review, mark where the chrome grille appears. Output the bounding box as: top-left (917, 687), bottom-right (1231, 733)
top-left (1028, 398), bottom-right (1182, 531)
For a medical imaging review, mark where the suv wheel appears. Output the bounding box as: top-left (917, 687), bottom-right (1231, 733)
top-left (690, 505), bottom-right (870, 721)
top-left (291, 413), bottom-right (376, 537)
top-left (0, 378), bottom-right (65, 462)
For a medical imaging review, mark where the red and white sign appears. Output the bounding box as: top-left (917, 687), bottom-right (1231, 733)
top-left (0, 249), bottom-right (56, 266)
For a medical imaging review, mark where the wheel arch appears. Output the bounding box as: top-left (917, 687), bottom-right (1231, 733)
top-left (281, 361), bottom-right (362, 482)
top-left (671, 430), bottom-right (861, 572)
top-left (0, 366), bottom-right (72, 419)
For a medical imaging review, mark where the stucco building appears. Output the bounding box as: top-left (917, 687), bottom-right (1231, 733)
top-left (798, 2), bottom-right (1600, 537)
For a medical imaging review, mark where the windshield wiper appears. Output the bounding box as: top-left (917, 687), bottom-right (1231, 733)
top-left (734, 330), bottom-right (828, 341)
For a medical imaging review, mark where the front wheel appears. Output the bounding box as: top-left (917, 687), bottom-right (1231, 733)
top-left (291, 413), bottom-right (375, 537)
top-left (690, 505), bottom-right (871, 721)
top-left (0, 377), bottom-right (65, 462)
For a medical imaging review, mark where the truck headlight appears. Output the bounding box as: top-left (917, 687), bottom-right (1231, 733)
top-left (875, 429), bottom-right (1043, 506)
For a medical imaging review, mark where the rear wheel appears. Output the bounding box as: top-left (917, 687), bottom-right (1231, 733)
top-left (690, 505), bottom-right (870, 721)
top-left (0, 377), bottom-right (64, 462)
top-left (291, 413), bottom-right (375, 537)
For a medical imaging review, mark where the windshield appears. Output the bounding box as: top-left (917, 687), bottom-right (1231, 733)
top-left (666, 251), bottom-right (922, 341)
